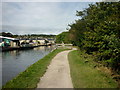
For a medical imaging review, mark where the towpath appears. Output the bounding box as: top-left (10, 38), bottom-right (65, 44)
top-left (37, 49), bottom-right (74, 88)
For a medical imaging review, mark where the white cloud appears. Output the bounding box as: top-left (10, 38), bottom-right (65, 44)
top-left (2, 2), bottom-right (91, 34)
top-left (2, 25), bottom-right (65, 35)
top-left (2, 0), bottom-right (103, 2)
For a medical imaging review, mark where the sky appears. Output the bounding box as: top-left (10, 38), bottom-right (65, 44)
top-left (1, 1), bottom-right (97, 35)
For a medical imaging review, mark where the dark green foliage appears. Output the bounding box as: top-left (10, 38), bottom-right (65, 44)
top-left (17, 34), bottom-right (56, 39)
top-left (0, 32), bottom-right (56, 39)
top-left (55, 32), bottom-right (71, 44)
top-left (68, 2), bottom-right (120, 72)
top-left (0, 32), bottom-right (13, 37)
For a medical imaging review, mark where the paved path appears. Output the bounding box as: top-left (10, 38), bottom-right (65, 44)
top-left (37, 50), bottom-right (73, 88)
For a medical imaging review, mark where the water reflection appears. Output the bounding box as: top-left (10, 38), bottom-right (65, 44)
top-left (2, 46), bottom-right (55, 85)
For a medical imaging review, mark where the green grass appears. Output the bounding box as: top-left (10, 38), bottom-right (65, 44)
top-left (68, 50), bottom-right (117, 88)
top-left (3, 48), bottom-right (70, 88)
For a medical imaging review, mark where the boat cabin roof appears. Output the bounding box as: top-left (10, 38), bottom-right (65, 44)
top-left (0, 36), bottom-right (19, 41)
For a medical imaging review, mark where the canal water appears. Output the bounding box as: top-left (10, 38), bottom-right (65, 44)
top-left (1, 46), bottom-right (56, 85)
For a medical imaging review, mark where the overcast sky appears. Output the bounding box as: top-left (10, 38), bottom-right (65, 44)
top-left (1, 1), bottom-right (95, 35)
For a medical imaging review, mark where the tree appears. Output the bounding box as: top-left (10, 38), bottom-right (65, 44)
top-left (0, 32), bottom-right (13, 37)
top-left (68, 2), bottom-right (120, 71)
top-left (56, 32), bottom-right (70, 44)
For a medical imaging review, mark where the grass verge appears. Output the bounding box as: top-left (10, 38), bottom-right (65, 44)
top-left (68, 50), bottom-right (117, 88)
top-left (3, 48), bottom-right (70, 88)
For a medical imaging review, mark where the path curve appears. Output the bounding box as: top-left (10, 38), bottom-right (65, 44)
top-left (37, 49), bottom-right (73, 88)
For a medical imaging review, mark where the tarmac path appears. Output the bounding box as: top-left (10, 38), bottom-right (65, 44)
top-left (37, 50), bottom-right (73, 88)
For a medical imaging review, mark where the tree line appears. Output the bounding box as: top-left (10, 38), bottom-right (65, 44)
top-left (0, 32), bottom-right (56, 39)
top-left (56, 2), bottom-right (120, 72)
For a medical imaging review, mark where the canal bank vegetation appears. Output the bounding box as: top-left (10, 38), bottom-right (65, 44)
top-left (68, 2), bottom-right (120, 73)
top-left (55, 32), bottom-right (71, 44)
top-left (56, 2), bottom-right (120, 82)
top-left (2, 47), bottom-right (71, 88)
top-left (68, 50), bottom-right (118, 88)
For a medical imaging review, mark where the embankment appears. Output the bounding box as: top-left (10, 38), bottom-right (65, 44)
top-left (2, 48), bottom-right (70, 88)
top-left (68, 50), bottom-right (117, 88)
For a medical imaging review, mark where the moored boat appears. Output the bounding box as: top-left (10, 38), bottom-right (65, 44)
top-left (20, 43), bottom-right (34, 50)
top-left (1, 46), bottom-right (20, 52)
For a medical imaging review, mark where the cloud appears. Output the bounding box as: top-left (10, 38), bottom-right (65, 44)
top-left (2, 0), bottom-right (102, 2)
top-left (2, 2), bottom-right (91, 34)
top-left (2, 25), bottom-right (66, 35)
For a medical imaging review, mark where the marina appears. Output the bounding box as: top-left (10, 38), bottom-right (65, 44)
top-left (0, 36), bottom-right (55, 51)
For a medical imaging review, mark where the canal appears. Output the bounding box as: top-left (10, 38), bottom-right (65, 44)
top-left (1, 46), bottom-right (56, 85)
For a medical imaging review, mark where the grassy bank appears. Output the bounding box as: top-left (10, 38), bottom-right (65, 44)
top-left (3, 48), bottom-right (70, 88)
top-left (68, 50), bottom-right (117, 88)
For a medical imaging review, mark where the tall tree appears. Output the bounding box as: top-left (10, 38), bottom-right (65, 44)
top-left (68, 2), bottom-right (120, 71)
